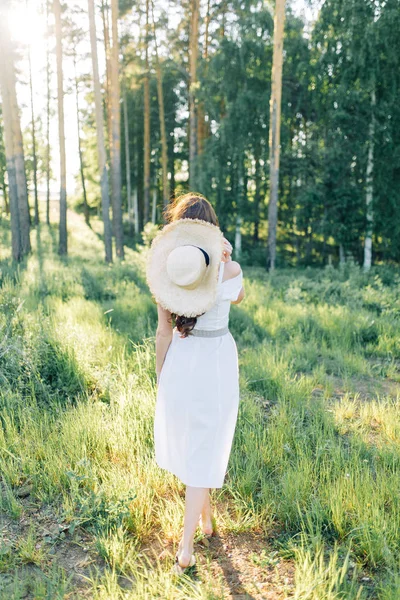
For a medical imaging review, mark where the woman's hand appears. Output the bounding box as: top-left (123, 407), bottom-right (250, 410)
top-left (221, 237), bottom-right (233, 263)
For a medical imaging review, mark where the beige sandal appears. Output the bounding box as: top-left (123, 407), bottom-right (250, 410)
top-left (172, 539), bottom-right (196, 575)
top-left (172, 552), bottom-right (196, 575)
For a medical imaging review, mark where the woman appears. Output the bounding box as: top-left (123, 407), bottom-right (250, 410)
top-left (146, 193), bottom-right (245, 575)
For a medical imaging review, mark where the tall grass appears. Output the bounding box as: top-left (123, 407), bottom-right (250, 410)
top-left (0, 216), bottom-right (399, 597)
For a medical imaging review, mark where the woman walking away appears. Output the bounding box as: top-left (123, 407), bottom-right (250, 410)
top-left (146, 193), bottom-right (245, 575)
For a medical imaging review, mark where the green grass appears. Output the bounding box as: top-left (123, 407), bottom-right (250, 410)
top-left (0, 212), bottom-right (399, 598)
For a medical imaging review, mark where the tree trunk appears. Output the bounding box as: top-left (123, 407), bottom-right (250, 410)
top-left (363, 87), bottom-right (376, 272)
top-left (46, 0), bottom-right (51, 225)
top-left (151, 0), bottom-right (170, 210)
top-left (197, 0), bottom-right (211, 156)
top-left (133, 187), bottom-right (139, 235)
top-left (1, 181), bottom-right (9, 215)
top-left (267, 0), bottom-right (286, 272)
top-left (167, 108), bottom-right (176, 207)
top-left (28, 49), bottom-right (39, 225)
top-left (101, 0), bottom-right (113, 162)
top-left (152, 187), bottom-right (157, 224)
top-left (234, 150), bottom-right (244, 259)
top-left (339, 243), bottom-right (345, 267)
top-left (54, 0), bottom-right (67, 255)
top-left (143, 0), bottom-right (151, 225)
top-left (110, 0), bottom-right (124, 258)
top-left (0, 26), bottom-right (21, 260)
top-left (219, 1), bottom-right (227, 120)
top-left (73, 52), bottom-right (90, 226)
top-left (189, 0), bottom-right (200, 186)
top-left (123, 88), bottom-right (134, 234)
top-left (253, 141), bottom-right (261, 242)
top-left (0, 140), bottom-right (9, 214)
top-left (7, 42), bottom-right (31, 255)
top-left (88, 0), bottom-right (113, 263)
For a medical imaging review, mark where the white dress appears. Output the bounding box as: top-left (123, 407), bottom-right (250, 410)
top-left (154, 261), bottom-right (243, 488)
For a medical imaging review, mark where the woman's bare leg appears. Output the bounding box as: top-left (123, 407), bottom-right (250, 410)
top-left (177, 486), bottom-right (209, 567)
top-left (199, 489), bottom-right (213, 534)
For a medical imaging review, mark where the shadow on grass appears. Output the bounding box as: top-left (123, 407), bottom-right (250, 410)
top-left (205, 535), bottom-right (258, 599)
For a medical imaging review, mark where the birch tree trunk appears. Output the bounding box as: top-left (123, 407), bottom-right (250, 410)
top-left (110, 0), bottom-right (124, 258)
top-left (46, 0), bottom-right (51, 225)
top-left (363, 87), bottom-right (376, 272)
top-left (143, 0), bottom-right (151, 224)
top-left (7, 43), bottom-right (31, 255)
top-left (133, 188), bottom-right (139, 235)
top-left (339, 243), bottom-right (345, 267)
top-left (189, 0), bottom-right (199, 186)
top-left (101, 0), bottom-right (113, 162)
top-left (73, 52), bottom-right (89, 226)
top-left (234, 151), bottom-right (244, 259)
top-left (88, 0), bottom-right (113, 263)
top-left (267, 0), bottom-right (286, 271)
top-left (54, 0), bottom-right (67, 255)
top-left (151, 0), bottom-right (169, 210)
top-left (0, 17), bottom-right (31, 256)
top-left (253, 141), bottom-right (261, 242)
top-left (152, 188), bottom-right (157, 224)
top-left (28, 50), bottom-right (39, 225)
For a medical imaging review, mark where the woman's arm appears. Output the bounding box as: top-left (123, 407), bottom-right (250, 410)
top-left (231, 286), bottom-right (245, 305)
top-left (223, 258), bottom-right (245, 305)
top-left (156, 303), bottom-right (173, 385)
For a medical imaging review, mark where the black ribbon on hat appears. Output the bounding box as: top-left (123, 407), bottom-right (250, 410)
top-left (190, 245), bottom-right (210, 266)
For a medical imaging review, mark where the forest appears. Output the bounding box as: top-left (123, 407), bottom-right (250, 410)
top-left (0, 0), bottom-right (399, 268)
top-left (0, 0), bottom-right (400, 598)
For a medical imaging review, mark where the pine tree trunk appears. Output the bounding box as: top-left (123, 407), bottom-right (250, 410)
top-left (267, 0), bottom-right (286, 271)
top-left (88, 0), bottom-right (113, 263)
top-left (0, 26), bottom-right (21, 261)
top-left (197, 0), bottom-right (211, 156)
top-left (189, 0), bottom-right (199, 186)
top-left (28, 50), bottom-right (39, 225)
top-left (54, 0), bottom-right (67, 255)
top-left (46, 0), bottom-right (51, 225)
top-left (363, 87), bottom-right (376, 272)
top-left (151, 0), bottom-right (169, 210)
top-left (73, 52), bottom-right (89, 226)
top-left (143, 0), bottom-right (151, 225)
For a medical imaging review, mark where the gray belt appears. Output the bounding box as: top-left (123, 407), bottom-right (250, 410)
top-left (189, 325), bottom-right (229, 337)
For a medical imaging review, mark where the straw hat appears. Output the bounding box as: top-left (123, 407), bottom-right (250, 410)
top-left (146, 218), bottom-right (225, 317)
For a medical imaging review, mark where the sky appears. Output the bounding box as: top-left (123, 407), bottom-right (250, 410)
top-left (5, 0), bottom-right (321, 198)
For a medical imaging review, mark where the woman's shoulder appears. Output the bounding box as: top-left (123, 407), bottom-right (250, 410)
top-left (222, 260), bottom-right (242, 283)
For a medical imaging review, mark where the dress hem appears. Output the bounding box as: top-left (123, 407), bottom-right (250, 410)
top-left (155, 458), bottom-right (224, 489)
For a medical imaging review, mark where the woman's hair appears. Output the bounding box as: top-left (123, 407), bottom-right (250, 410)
top-left (163, 192), bottom-right (219, 227)
top-left (164, 193), bottom-right (218, 338)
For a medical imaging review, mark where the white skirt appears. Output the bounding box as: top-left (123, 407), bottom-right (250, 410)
top-left (154, 328), bottom-right (240, 488)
